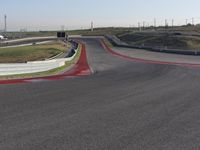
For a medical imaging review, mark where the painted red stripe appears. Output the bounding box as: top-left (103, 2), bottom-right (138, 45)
top-left (101, 40), bottom-right (200, 68)
top-left (0, 43), bottom-right (91, 85)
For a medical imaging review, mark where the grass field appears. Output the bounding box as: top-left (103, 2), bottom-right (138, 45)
top-left (0, 41), bottom-right (70, 63)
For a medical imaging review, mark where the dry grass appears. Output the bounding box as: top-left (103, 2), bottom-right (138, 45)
top-left (0, 41), bottom-right (70, 63)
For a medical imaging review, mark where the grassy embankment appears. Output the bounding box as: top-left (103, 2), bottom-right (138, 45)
top-left (118, 32), bottom-right (200, 50)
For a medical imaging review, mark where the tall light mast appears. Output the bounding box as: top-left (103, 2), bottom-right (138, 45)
top-left (91, 21), bottom-right (94, 31)
top-left (4, 14), bottom-right (7, 32)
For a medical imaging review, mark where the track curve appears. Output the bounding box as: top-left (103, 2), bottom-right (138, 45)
top-left (1, 38), bottom-right (200, 150)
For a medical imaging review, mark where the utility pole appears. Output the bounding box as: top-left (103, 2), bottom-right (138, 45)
top-left (154, 18), bottom-right (156, 27)
top-left (165, 19), bottom-right (168, 27)
top-left (143, 21), bottom-right (145, 29)
top-left (154, 18), bottom-right (156, 31)
top-left (138, 22), bottom-right (141, 31)
top-left (186, 19), bottom-right (188, 25)
top-left (91, 21), bottom-right (94, 32)
top-left (147, 23), bottom-right (149, 28)
top-left (172, 19), bottom-right (174, 28)
top-left (4, 14), bottom-right (7, 32)
top-left (164, 19), bottom-right (168, 32)
top-left (61, 25), bottom-right (65, 31)
top-left (192, 18), bottom-right (194, 25)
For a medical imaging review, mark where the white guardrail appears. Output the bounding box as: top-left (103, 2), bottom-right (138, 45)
top-left (0, 48), bottom-right (78, 76)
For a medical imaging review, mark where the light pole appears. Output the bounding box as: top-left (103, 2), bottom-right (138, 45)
top-left (172, 19), bottom-right (174, 29)
top-left (138, 22), bottom-right (141, 31)
top-left (192, 18), bottom-right (194, 25)
top-left (4, 14), bottom-right (7, 33)
top-left (154, 18), bottom-right (156, 28)
top-left (143, 21), bottom-right (145, 30)
top-left (91, 21), bottom-right (94, 32)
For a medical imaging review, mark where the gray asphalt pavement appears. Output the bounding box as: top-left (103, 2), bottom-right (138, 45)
top-left (113, 46), bottom-right (200, 64)
top-left (1, 38), bottom-right (200, 150)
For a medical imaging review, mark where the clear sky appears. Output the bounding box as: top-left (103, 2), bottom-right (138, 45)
top-left (1, 0), bottom-right (200, 31)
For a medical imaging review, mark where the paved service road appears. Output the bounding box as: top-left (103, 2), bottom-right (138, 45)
top-left (1, 38), bottom-right (200, 150)
top-left (112, 46), bottom-right (200, 65)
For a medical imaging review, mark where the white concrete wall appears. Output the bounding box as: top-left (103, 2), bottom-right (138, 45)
top-left (0, 49), bottom-right (78, 76)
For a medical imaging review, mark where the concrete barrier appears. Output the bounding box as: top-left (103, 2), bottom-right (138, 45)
top-left (0, 42), bottom-right (79, 76)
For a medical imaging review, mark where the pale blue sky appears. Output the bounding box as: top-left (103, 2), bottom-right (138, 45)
top-left (1, 0), bottom-right (200, 31)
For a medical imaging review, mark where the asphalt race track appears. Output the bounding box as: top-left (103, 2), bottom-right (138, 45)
top-left (1, 38), bottom-right (200, 150)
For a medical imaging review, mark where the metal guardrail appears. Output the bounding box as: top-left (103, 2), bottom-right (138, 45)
top-left (0, 41), bottom-right (79, 76)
